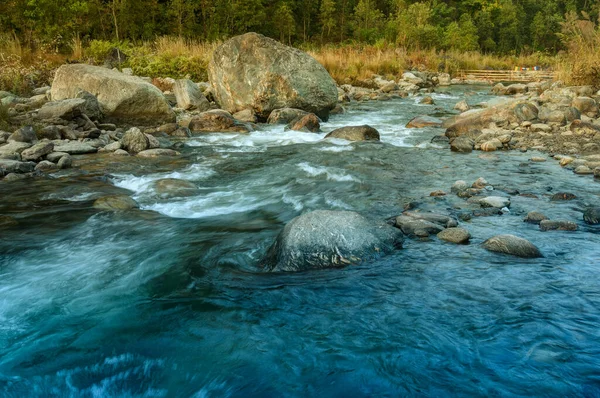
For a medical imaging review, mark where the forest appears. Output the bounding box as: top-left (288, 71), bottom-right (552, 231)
top-left (1, 0), bottom-right (599, 55)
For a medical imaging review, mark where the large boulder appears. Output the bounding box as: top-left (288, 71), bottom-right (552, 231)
top-left (324, 125), bottom-right (380, 141)
top-left (262, 210), bottom-right (403, 272)
top-left (50, 64), bottom-right (175, 124)
top-left (173, 79), bottom-right (210, 111)
top-left (482, 234), bottom-right (543, 258)
top-left (208, 33), bottom-right (338, 121)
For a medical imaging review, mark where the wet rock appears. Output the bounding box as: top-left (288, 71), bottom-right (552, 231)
top-left (35, 160), bottom-right (59, 172)
top-left (406, 116), bottom-right (442, 128)
top-left (430, 190), bottom-right (447, 197)
top-left (402, 211), bottom-right (458, 228)
top-left (451, 180), bottom-right (469, 193)
top-left (450, 137), bottom-right (474, 153)
top-left (51, 64), bottom-right (175, 124)
top-left (173, 79), bottom-right (210, 111)
top-left (93, 195), bottom-right (139, 211)
top-left (37, 98), bottom-right (86, 120)
top-left (233, 109), bottom-right (257, 123)
top-left (431, 135), bottom-right (450, 145)
top-left (482, 234), bottom-right (543, 258)
top-left (481, 139), bottom-right (503, 152)
top-left (267, 108), bottom-right (309, 124)
top-left (21, 142), bottom-right (54, 161)
top-left (145, 133), bottom-right (160, 149)
top-left (437, 227), bottom-right (471, 244)
top-left (472, 177), bottom-right (489, 189)
top-left (595, 167), bottom-right (600, 178)
top-left (0, 159), bottom-right (35, 173)
top-left (539, 220), bottom-right (578, 232)
top-left (454, 100), bottom-right (469, 112)
top-left (574, 166), bottom-right (593, 175)
top-left (479, 196), bottom-right (510, 208)
top-left (75, 89), bottom-right (103, 120)
top-left (524, 211), bottom-right (549, 225)
top-left (38, 126), bottom-right (62, 140)
top-left (550, 192), bottom-right (577, 201)
top-left (8, 126), bottom-right (37, 143)
top-left (57, 154), bottom-right (73, 169)
top-left (583, 208), bottom-right (600, 224)
top-left (113, 149), bottom-right (129, 156)
top-left (472, 208), bottom-right (503, 217)
top-left (572, 97), bottom-right (598, 117)
top-left (0, 142), bottom-right (32, 158)
top-left (46, 152), bottom-right (68, 162)
top-left (53, 142), bottom-right (98, 155)
top-left (420, 96), bottom-right (435, 105)
top-left (286, 113), bottom-right (321, 133)
top-left (153, 178), bottom-right (199, 198)
top-left (530, 156), bottom-right (546, 162)
top-left (324, 125), bottom-right (380, 142)
top-left (189, 110), bottom-right (250, 134)
top-left (137, 149), bottom-right (180, 158)
top-left (262, 210), bottom-right (403, 272)
top-left (121, 127), bottom-right (149, 153)
top-left (209, 33), bottom-right (338, 121)
top-left (395, 216), bottom-right (445, 237)
top-left (99, 141), bottom-right (122, 152)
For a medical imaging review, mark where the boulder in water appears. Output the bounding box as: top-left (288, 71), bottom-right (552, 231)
top-left (324, 125), bottom-right (380, 141)
top-left (189, 110), bottom-right (250, 133)
top-left (286, 113), bottom-right (321, 133)
top-left (583, 208), bottom-right (600, 225)
top-left (208, 33), bottom-right (338, 121)
top-left (406, 116), bottom-right (442, 128)
top-left (93, 195), bottom-right (139, 211)
top-left (152, 178), bottom-right (199, 198)
top-left (482, 234), bottom-right (542, 258)
top-left (263, 210), bottom-right (403, 272)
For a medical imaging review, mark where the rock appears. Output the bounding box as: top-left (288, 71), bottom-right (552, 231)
top-left (595, 167), bottom-right (600, 178)
top-left (20, 142), bottom-right (54, 161)
top-left (572, 97), bottom-right (598, 117)
top-left (173, 79), bottom-right (210, 111)
top-left (431, 135), bottom-right (450, 145)
top-left (34, 99), bottom-right (84, 120)
top-left (57, 154), bottom-right (73, 169)
top-left (454, 100), bottom-right (470, 112)
top-left (53, 142), bottom-right (98, 154)
top-left (583, 208), bottom-right (600, 224)
top-left (402, 211), bottom-right (458, 228)
top-left (450, 136), bottom-right (474, 153)
top-left (437, 228), bottom-right (471, 244)
top-left (420, 96), bottom-right (435, 105)
top-left (262, 210), bottom-right (403, 272)
top-left (539, 108), bottom-right (566, 124)
top-left (38, 125), bottom-right (62, 140)
top-left (50, 64), bottom-right (175, 124)
top-left (189, 110), bottom-right (250, 133)
top-left (113, 149), bottom-right (129, 156)
top-left (93, 195), bottom-right (139, 211)
top-left (46, 152), bottom-right (69, 162)
top-left (574, 165), bottom-right (594, 175)
top-left (170, 127), bottom-right (192, 138)
top-left (267, 108), bottom-right (310, 124)
top-left (539, 220), bottom-right (578, 232)
top-left (531, 123), bottom-right (552, 133)
top-left (479, 196), bottom-right (510, 208)
top-left (145, 133), bottom-right (160, 149)
top-left (482, 234), bottom-right (542, 258)
top-left (121, 127), bottom-right (149, 153)
top-left (8, 126), bottom-right (37, 143)
top-left (100, 141), bottom-right (122, 152)
top-left (0, 215), bottom-right (18, 228)
top-left (524, 211), bottom-right (549, 225)
top-left (286, 113), bottom-right (321, 133)
top-left (505, 83), bottom-right (527, 95)
top-left (209, 33), bottom-right (337, 121)
top-left (550, 192), bottom-right (577, 201)
top-left (75, 89), bottom-right (103, 120)
top-left (530, 156), bottom-right (546, 162)
top-left (0, 142), bottom-right (32, 158)
top-left (152, 178), bottom-right (199, 198)
top-left (35, 160), bottom-right (59, 172)
top-left (324, 125), bottom-right (380, 141)
top-left (430, 190), bottom-right (447, 197)
top-left (137, 149), bottom-right (180, 158)
top-left (481, 139), bottom-right (503, 152)
top-left (0, 159), bottom-right (35, 173)
top-left (233, 109), bottom-right (257, 123)
top-left (395, 216), bottom-right (445, 237)
top-left (406, 116), bottom-right (442, 128)
top-left (451, 180), bottom-right (469, 193)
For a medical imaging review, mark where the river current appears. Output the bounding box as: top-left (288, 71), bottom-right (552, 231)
top-left (1, 86), bottom-right (600, 397)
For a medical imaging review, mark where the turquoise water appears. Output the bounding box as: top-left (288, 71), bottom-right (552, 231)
top-left (1, 87), bottom-right (600, 396)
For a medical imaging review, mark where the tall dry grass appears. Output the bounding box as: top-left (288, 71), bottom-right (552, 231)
top-left (555, 15), bottom-right (600, 88)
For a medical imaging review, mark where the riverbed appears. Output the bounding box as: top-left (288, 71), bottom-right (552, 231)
top-left (1, 86), bottom-right (599, 396)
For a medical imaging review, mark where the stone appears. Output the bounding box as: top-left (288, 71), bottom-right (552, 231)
top-left (479, 196), bottom-right (510, 208)
top-left (100, 141), bottom-right (122, 152)
top-left (38, 125), bottom-right (61, 140)
top-left (0, 159), bottom-right (35, 173)
top-left (402, 211), bottom-right (458, 228)
top-left (530, 157), bottom-right (546, 162)
top-left (539, 220), bottom-right (578, 232)
top-left (121, 127), bottom-right (149, 153)
top-left (583, 208), bottom-right (600, 224)
top-left (173, 79), bottom-right (210, 111)
top-left (209, 33), bottom-right (338, 121)
top-left (0, 141), bottom-right (32, 157)
top-left (35, 160), bottom-right (59, 172)
top-left (572, 97), bottom-right (598, 117)
top-left (137, 149), bottom-right (180, 158)
top-left (430, 190), bottom-right (447, 197)
top-left (93, 195), bottom-right (139, 211)
top-left (50, 64), bottom-right (175, 124)
top-left (481, 139), bottom-right (503, 152)
top-left (324, 125), bottom-right (380, 141)
top-left (152, 178), bottom-right (199, 198)
top-left (451, 180), bottom-right (469, 193)
top-left (550, 192), bottom-right (577, 201)
top-left (20, 142), bottom-right (54, 161)
top-left (482, 234), bottom-right (543, 258)
top-left (574, 166), bottom-right (593, 175)
top-left (286, 113), bottom-right (321, 133)
top-left (145, 133), bottom-right (160, 149)
top-left (57, 154), bottom-right (73, 169)
top-left (8, 126), bottom-right (37, 143)
top-left (524, 211), bottom-right (549, 225)
top-left (233, 109), bottom-right (257, 123)
top-left (472, 177), bottom-right (489, 189)
top-left (75, 89), bottom-right (103, 120)
top-left (189, 110), bottom-right (250, 133)
top-left (262, 210), bottom-right (403, 272)
top-left (437, 227), bottom-right (471, 244)
top-left (37, 98), bottom-right (84, 120)
top-left (595, 167), bottom-right (600, 178)
top-left (112, 149), bottom-right (129, 156)
top-left (46, 152), bottom-right (68, 162)
top-left (420, 96), bottom-right (435, 105)
top-left (505, 83), bottom-right (527, 95)
top-left (450, 136), bottom-right (474, 153)
top-left (394, 216), bottom-right (445, 237)
top-left (454, 100), bottom-right (470, 112)
top-left (267, 108), bottom-right (310, 124)
top-left (406, 116), bottom-right (442, 128)
top-left (53, 142), bottom-right (98, 154)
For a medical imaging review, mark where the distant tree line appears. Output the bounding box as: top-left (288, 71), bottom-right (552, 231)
top-left (0, 0), bottom-right (598, 54)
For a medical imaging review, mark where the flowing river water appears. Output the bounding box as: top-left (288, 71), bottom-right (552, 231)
top-left (1, 86), bottom-right (600, 396)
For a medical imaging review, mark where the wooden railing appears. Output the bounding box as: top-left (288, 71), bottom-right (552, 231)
top-left (458, 69), bottom-right (555, 83)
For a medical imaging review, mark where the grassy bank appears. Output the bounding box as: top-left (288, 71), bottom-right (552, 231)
top-left (1, 35), bottom-right (599, 96)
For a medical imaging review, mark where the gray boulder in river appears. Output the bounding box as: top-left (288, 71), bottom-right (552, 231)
top-left (263, 210), bottom-right (403, 272)
top-left (482, 234), bottom-right (543, 258)
top-left (208, 33), bottom-right (338, 121)
top-left (50, 64), bottom-right (175, 124)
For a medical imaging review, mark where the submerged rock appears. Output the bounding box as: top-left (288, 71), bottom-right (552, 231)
top-left (153, 178), bottom-right (199, 198)
top-left (539, 220), bottom-right (578, 232)
top-left (93, 195), bottom-right (139, 211)
top-left (583, 208), bottom-right (600, 225)
top-left (267, 108), bottom-right (309, 124)
top-left (437, 227), bottom-right (471, 244)
top-left (406, 116), bottom-right (442, 128)
top-left (482, 234), bottom-right (543, 258)
top-left (524, 211), bottom-right (549, 225)
top-left (189, 110), bottom-right (250, 133)
top-left (286, 113), bottom-right (321, 133)
top-left (208, 33), bottom-right (338, 121)
top-left (263, 210), bottom-right (403, 272)
top-left (324, 125), bottom-right (380, 141)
